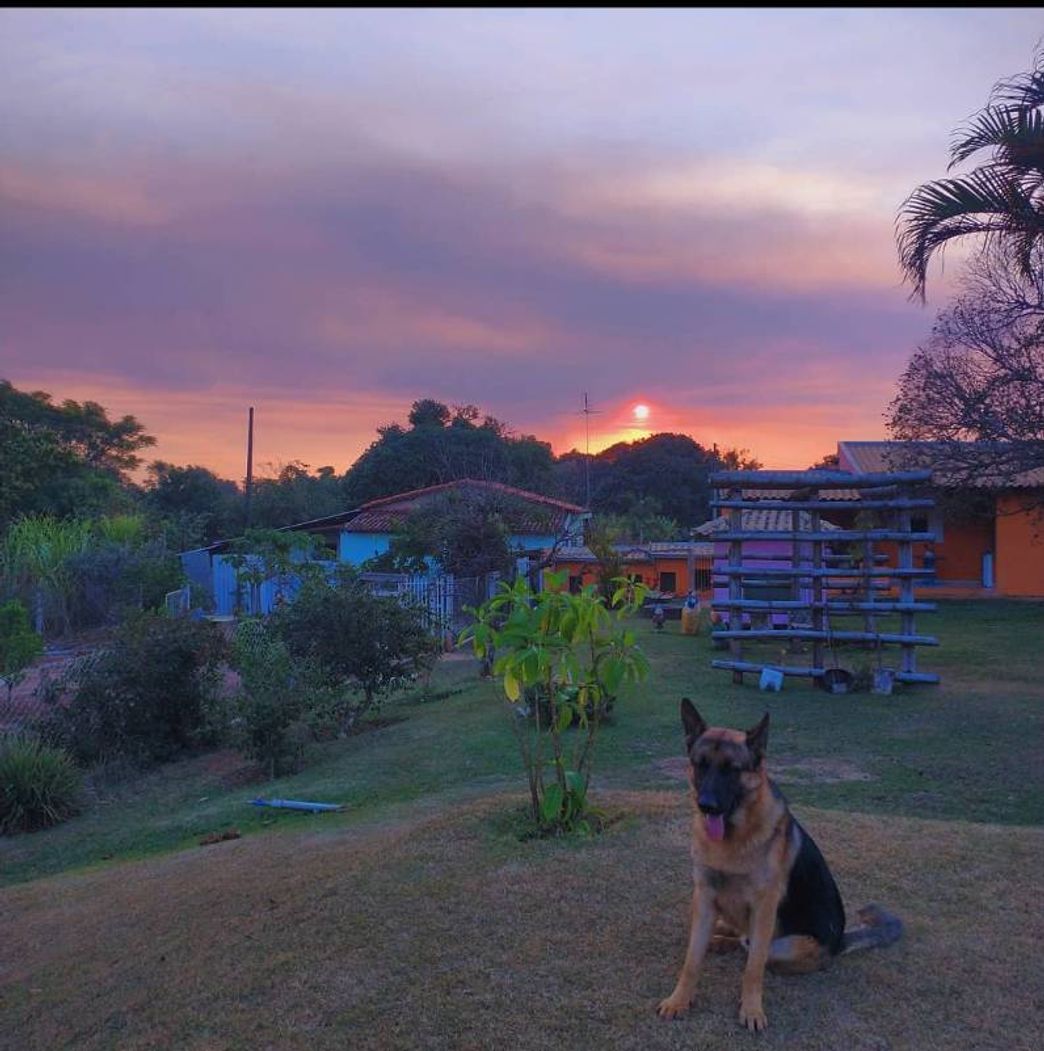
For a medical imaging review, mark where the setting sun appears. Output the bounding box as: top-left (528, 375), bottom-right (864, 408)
top-left (633, 403), bottom-right (650, 421)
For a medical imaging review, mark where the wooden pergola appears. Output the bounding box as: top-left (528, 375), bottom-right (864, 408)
top-left (708, 469), bottom-right (940, 687)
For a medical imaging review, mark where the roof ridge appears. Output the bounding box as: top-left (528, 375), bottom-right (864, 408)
top-left (360, 478), bottom-right (587, 513)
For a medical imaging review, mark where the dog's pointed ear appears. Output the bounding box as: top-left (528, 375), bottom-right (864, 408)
top-left (680, 698), bottom-right (707, 752)
top-left (746, 713), bottom-right (770, 765)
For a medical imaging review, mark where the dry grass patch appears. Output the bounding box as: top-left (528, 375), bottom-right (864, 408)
top-left (1, 791), bottom-right (1041, 1051)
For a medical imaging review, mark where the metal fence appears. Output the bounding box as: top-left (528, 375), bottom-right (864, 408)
top-left (360, 571), bottom-right (501, 638)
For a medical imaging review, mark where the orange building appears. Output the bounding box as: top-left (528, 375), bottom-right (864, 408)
top-left (836, 442), bottom-right (1044, 598)
top-left (545, 542), bottom-right (715, 597)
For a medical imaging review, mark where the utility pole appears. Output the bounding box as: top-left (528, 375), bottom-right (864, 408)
top-left (244, 406), bottom-right (255, 529)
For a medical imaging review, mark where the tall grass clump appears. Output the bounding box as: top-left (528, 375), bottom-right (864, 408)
top-left (0, 735), bottom-right (83, 834)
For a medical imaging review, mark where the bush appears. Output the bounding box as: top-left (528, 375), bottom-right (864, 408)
top-left (44, 612), bottom-right (227, 766)
top-left (65, 537), bottom-right (186, 628)
top-left (0, 599), bottom-right (43, 702)
top-left (0, 734), bottom-right (83, 834)
top-left (230, 619), bottom-right (323, 778)
top-left (272, 569), bottom-right (438, 733)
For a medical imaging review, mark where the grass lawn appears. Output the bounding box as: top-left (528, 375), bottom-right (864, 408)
top-left (1, 599), bottom-right (1042, 1049)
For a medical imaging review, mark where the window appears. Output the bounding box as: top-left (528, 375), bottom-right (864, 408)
top-left (659, 571), bottom-right (677, 594)
top-left (568, 575), bottom-right (583, 594)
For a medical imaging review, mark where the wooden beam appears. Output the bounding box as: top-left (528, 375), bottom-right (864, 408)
top-left (710, 599), bottom-right (937, 613)
top-left (710, 661), bottom-right (939, 685)
top-left (710, 469), bottom-right (932, 488)
top-left (711, 498), bottom-right (936, 511)
top-left (711, 629), bottom-right (938, 645)
top-left (708, 530), bottom-right (936, 543)
top-left (713, 566), bottom-right (934, 579)
top-left (711, 659), bottom-right (826, 677)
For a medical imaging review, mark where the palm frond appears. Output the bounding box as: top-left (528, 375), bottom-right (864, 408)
top-left (950, 106), bottom-right (1044, 172)
top-left (990, 57), bottom-right (1044, 110)
top-left (897, 166), bottom-right (1044, 300)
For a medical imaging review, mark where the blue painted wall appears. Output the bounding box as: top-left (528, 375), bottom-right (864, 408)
top-left (339, 532), bottom-right (391, 565)
top-left (212, 554), bottom-right (339, 616)
top-left (509, 533), bottom-right (559, 552)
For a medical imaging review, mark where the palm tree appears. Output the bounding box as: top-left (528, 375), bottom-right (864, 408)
top-left (897, 50), bottom-right (1044, 300)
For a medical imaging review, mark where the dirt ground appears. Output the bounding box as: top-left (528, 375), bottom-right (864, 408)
top-left (1, 791), bottom-right (1040, 1051)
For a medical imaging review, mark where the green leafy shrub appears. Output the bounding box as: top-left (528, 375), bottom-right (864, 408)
top-left (44, 613), bottom-right (227, 765)
top-left (0, 734), bottom-right (83, 834)
top-left (0, 599), bottom-right (43, 702)
top-left (272, 569), bottom-right (438, 733)
top-left (66, 538), bottom-right (185, 627)
top-left (461, 572), bottom-right (649, 836)
top-left (230, 619), bottom-right (326, 777)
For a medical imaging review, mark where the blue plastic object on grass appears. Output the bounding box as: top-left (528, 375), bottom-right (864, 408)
top-left (759, 667), bottom-right (784, 692)
top-left (250, 798), bottom-right (344, 812)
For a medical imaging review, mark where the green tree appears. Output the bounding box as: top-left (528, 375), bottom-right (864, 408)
top-left (272, 569), bottom-right (437, 733)
top-left (249, 462), bottom-right (344, 529)
top-left (461, 573), bottom-right (649, 835)
top-left (142, 461), bottom-right (242, 543)
top-left (554, 433), bottom-right (756, 527)
top-left (375, 489), bottom-right (523, 578)
top-left (897, 49), bottom-right (1044, 300)
top-left (0, 380), bottom-right (154, 524)
top-left (343, 399), bottom-right (555, 506)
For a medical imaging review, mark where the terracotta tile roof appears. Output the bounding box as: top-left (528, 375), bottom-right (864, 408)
top-left (345, 479), bottom-right (588, 536)
top-left (551, 542), bottom-right (715, 563)
top-left (360, 479), bottom-right (586, 513)
top-left (741, 487), bottom-right (863, 501)
top-left (838, 441), bottom-right (1044, 488)
top-left (694, 509), bottom-right (841, 535)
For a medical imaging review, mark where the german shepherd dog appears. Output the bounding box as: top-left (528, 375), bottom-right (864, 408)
top-left (657, 699), bottom-right (902, 1031)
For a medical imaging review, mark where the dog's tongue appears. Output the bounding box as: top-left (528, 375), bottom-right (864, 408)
top-left (705, 814), bottom-right (725, 842)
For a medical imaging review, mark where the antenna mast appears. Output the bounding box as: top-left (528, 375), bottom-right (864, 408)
top-left (580, 392), bottom-right (601, 509)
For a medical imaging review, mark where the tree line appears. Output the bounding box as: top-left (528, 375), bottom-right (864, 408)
top-left (0, 384), bottom-right (765, 544)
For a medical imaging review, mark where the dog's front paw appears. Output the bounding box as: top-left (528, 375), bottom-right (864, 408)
top-left (739, 999), bottom-right (767, 1032)
top-left (656, 993), bottom-right (692, 1020)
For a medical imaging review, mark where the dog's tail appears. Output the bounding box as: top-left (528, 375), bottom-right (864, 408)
top-left (840, 904), bottom-right (903, 955)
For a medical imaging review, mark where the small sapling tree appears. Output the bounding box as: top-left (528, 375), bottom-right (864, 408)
top-left (0, 600), bottom-right (43, 703)
top-left (461, 572), bottom-right (649, 835)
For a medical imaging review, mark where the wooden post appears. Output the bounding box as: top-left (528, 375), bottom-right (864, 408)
top-left (727, 488), bottom-right (743, 684)
top-left (811, 497), bottom-right (823, 674)
top-left (244, 406), bottom-right (255, 529)
top-left (898, 505), bottom-right (916, 678)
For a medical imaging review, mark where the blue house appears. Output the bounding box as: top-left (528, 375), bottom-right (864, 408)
top-left (182, 480), bottom-right (589, 616)
top-left (337, 479), bottom-right (589, 567)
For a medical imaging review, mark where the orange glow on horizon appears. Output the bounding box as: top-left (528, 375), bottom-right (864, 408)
top-left (8, 371), bottom-right (891, 484)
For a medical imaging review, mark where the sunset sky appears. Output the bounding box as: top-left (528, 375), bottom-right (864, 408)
top-left (1, 9), bottom-right (1039, 479)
